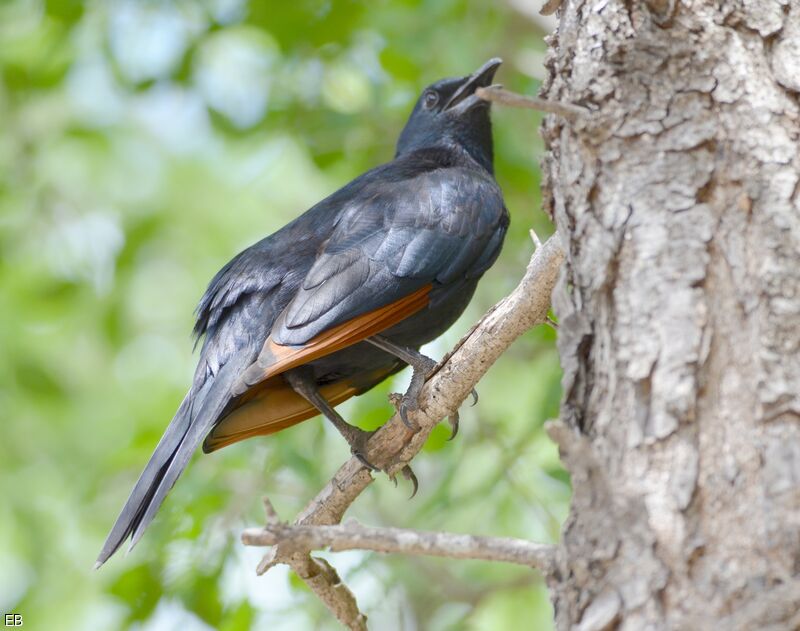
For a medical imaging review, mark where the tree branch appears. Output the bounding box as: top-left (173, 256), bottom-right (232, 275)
top-left (475, 86), bottom-right (591, 121)
top-left (248, 234), bottom-right (565, 629)
top-left (243, 519), bottom-right (558, 572)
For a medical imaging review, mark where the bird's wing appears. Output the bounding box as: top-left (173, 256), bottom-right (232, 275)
top-left (202, 363), bottom-right (403, 452)
top-left (237, 161), bottom-right (508, 391)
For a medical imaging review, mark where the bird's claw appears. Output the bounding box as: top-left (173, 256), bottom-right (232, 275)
top-left (402, 465), bottom-right (419, 498)
top-left (388, 392), bottom-right (420, 430)
top-left (398, 399), bottom-right (421, 430)
top-left (388, 464), bottom-right (419, 497)
top-left (344, 428), bottom-right (379, 471)
top-left (347, 426), bottom-right (417, 496)
top-left (469, 388), bottom-right (479, 406)
top-left (447, 411), bottom-right (460, 441)
top-left (354, 450), bottom-right (379, 471)
top-left (395, 354), bottom-right (438, 430)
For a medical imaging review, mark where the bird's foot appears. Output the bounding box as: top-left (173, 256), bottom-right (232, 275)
top-left (345, 425), bottom-right (419, 496)
top-left (338, 424), bottom-right (379, 471)
top-left (395, 354), bottom-right (438, 429)
top-left (367, 336), bottom-right (441, 430)
top-left (388, 370), bottom-right (476, 441)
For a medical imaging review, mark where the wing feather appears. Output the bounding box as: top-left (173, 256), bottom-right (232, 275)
top-left (272, 164), bottom-right (506, 347)
top-left (238, 284), bottom-right (431, 391)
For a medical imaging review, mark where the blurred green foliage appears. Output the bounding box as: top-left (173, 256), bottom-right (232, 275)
top-left (0, 1), bottom-right (566, 629)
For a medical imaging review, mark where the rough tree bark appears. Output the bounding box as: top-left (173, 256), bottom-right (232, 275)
top-left (541, 1), bottom-right (800, 629)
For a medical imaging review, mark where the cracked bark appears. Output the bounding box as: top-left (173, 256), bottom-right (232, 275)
top-left (541, 1), bottom-right (800, 629)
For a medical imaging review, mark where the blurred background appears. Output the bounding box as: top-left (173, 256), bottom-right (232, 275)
top-left (0, 1), bottom-right (566, 629)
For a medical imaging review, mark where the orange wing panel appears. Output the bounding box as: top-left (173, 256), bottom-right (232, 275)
top-left (239, 284), bottom-right (431, 389)
top-left (203, 376), bottom-right (360, 453)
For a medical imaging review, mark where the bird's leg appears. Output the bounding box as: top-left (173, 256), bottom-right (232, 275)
top-left (284, 367), bottom-right (377, 471)
top-left (284, 367), bottom-right (419, 494)
top-left (367, 335), bottom-right (436, 430)
top-left (365, 337), bottom-right (443, 431)
top-left (368, 335), bottom-right (477, 439)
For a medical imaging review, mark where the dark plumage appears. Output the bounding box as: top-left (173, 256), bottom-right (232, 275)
top-left (97, 58), bottom-right (509, 566)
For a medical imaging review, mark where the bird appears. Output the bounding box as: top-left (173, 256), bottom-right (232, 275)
top-left (96, 57), bottom-right (509, 567)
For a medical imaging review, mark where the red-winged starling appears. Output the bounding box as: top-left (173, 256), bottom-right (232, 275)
top-left (97, 58), bottom-right (508, 566)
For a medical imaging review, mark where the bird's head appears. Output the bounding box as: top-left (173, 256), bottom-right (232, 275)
top-left (396, 58), bottom-right (502, 173)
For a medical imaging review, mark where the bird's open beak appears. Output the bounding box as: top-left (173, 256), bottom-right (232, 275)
top-left (444, 57), bottom-right (503, 114)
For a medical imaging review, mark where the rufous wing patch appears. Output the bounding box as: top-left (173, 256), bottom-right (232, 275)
top-left (238, 284), bottom-right (431, 390)
top-left (203, 362), bottom-right (400, 453)
top-left (202, 376), bottom-right (359, 452)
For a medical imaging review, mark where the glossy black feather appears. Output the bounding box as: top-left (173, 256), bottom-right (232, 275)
top-left (273, 151), bottom-right (506, 345)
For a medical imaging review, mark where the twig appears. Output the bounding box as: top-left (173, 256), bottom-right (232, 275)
top-left (243, 520), bottom-right (558, 572)
top-left (289, 555), bottom-right (368, 630)
top-left (530, 227), bottom-right (544, 250)
top-left (262, 497), bottom-right (280, 525)
top-left (249, 235), bottom-right (565, 628)
top-left (476, 86), bottom-right (590, 121)
top-left (539, 0), bottom-right (562, 17)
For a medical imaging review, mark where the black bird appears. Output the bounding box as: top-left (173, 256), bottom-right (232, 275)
top-left (97, 58), bottom-right (509, 566)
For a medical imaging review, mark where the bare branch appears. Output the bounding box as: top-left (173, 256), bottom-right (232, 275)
top-left (288, 555), bottom-right (368, 631)
top-left (243, 520), bottom-right (558, 572)
top-left (476, 86), bottom-right (590, 121)
top-left (249, 235), bottom-right (565, 627)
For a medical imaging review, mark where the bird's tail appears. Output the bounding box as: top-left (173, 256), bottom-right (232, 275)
top-left (95, 362), bottom-right (238, 567)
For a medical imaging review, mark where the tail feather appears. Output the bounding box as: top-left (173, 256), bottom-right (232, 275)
top-left (96, 362), bottom-right (238, 567)
top-left (128, 365), bottom-right (238, 549)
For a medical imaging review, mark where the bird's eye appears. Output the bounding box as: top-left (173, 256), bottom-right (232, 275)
top-left (423, 90), bottom-right (439, 109)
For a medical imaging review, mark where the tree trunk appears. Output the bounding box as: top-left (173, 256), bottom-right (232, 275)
top-left (541, 1), bottom-right (800, 629)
